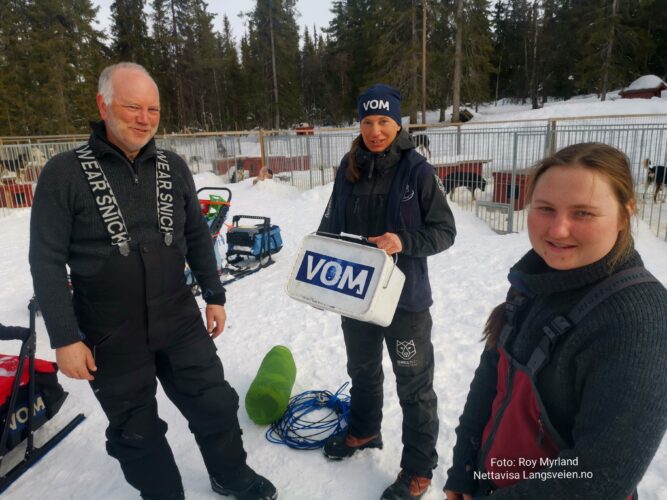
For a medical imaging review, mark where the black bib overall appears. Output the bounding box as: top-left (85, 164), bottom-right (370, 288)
top-left (72, 240), bottom-right (246, 497)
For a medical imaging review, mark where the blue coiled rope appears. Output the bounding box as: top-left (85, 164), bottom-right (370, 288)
top-left (266, 382), bottom-right (351, 449)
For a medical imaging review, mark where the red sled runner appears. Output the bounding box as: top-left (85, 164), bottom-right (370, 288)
top-left (0, 299), bottom-right (85, 493)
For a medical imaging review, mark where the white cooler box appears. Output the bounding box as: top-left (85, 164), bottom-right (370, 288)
top-left (286, 234), bottom-right (405, 327)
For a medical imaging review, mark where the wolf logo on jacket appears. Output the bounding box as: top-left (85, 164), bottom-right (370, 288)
top-left (396, 339), bottom-right (417, 361)
top-left (402, 183), bottom-right (415, 202)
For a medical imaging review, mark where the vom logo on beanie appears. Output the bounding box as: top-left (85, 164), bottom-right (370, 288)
top-left (357, 83), bottom-right (402, 126)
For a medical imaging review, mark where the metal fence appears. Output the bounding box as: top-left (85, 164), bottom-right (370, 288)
top-left (2, 115), bottom-right (666, 241)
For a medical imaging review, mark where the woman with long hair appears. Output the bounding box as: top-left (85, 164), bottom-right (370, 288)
top-left (319, 84), bottom-right (456, 499)
top-left (444, 143), bottom-right (667, 499)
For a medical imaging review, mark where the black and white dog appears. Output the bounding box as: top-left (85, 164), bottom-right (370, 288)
top-left (443, 172), bottom-right (487, 200)
top-left (644, 159), bottom-right (666, 202)
top-left (410, 133), bottom-right (431, 158)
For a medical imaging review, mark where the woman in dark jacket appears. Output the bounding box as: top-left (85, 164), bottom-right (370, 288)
top-left (318, 84), bottom-right (456, 500)
top-left (444, 143), bottom-right (667, 500)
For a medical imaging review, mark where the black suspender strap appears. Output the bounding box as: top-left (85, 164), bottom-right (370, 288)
top-left (526, 267), bottom-right (658, 376)
top-left (75, 144), bottom-right (175, 256)
top-left (567, 267), bottom-right (657, 323)
top-left (155, 150), bottom-right (174, 245)
top-left (75, 144), bottom-right (131, 256)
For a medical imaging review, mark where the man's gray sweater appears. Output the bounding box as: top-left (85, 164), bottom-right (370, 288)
top-left (29, 123), bottom-right (225, 348)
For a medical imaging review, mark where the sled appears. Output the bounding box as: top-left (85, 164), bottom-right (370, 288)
top-left (185, 187), bottom-right (232, 295)
top-left (219, 215), bottom-right (283, 285)
top-left (187, 187), bottom-right (283, 292)
top-left (197, 186), bottom-right (232, 238)
top-left (0, 299), bottom-right (85, 493)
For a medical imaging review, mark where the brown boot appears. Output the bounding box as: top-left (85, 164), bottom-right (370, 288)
top-left (380, 470), bottom-right (431, 499)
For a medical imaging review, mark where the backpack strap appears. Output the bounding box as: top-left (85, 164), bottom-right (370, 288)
top-left (499, 292), bottom-right (531, 347)
top-left (526, 267), bottom-right (658, 376)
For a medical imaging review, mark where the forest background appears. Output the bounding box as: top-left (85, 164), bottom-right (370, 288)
top-left (1, 0), bottom-right (666, 136)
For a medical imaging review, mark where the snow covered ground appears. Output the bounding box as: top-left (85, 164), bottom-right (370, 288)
top-left (0, 172), bottom-right (666, 500)
top-left (423, 91), bottom-right (667, 124)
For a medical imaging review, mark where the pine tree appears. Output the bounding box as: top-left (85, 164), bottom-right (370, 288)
top-left (216, 16), bottom-right (245, 130)
top-left (322, 0), bottom-right (377, 124)
top-left (147, 0), bottom-right (221, 131)
top-left (437, 0), bottom-right (492, 120)
top-left (492, 0), bottom-right (533, 102)
top-left (179, 0), bottom-right (219, 130)
top-left (110, 0), bottom-right (150, 62)
top-left (639, 0), bottom-right (667, 77)
top-left (300, 26), bottom-right (327, 124)
top-left (575, 0), bottom-right (653, 98)
top-left (0, 0), bottom-right (107, 135)
top-left (463, 0), bottom-right (493, 109)
top-left (538, 0), bottom-right (579, 100)
top-left (452, 0), bottom-right (464, 121)
top-left (240, 26), bottom-right (271, 128)
top-left (427, 0), bottom-right (455, 121)
top-left (369, 0), bottom-right (424, 124)
top-left (0, 0), bottom-right (31, 135)
top-left (244, 0), bottom-right (301, 128)
top-left (6, 0), bottom-right (664, 135)
top-left (8, 0), bottom-right (108, 135)
top-left (490, 0), bottom-right (507, 104)
top-left (149, 0), bottom-right (180, 130)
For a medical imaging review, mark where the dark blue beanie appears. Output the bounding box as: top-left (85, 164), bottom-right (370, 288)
top-left (357, 84), bottom-right (402, 126)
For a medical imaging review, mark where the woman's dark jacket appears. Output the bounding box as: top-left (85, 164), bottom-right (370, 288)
top-left (318, 129), bottom-right (456, 312)
top-left (445, 248), bottom-right (667, 499)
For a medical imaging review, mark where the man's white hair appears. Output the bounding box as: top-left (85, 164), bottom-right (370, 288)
top-left (98, 62), bottom-right (157, 105)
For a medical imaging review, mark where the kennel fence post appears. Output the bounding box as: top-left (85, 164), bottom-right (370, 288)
top-left (259, 130), bottom-right (266, 169)
top-left (319, 134), bottom-right (325, 187)
top-left (306, 135), bottom-right (313, 190)
top-left (456, 124), bottom-right (462, 156)
top-left (548, 119), bottom-right (557, 156)
top-left (508, 132), bottom-right (518, 233)
top-left (287, 135), bottom-right (295, 187)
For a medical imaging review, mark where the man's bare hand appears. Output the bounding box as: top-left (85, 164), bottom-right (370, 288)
top-left (206, 304), bottom-right (227, 339)
top-left (56, 341), bottom-right (96, 381)
top-left (368, 232), bottom-right (403, 255)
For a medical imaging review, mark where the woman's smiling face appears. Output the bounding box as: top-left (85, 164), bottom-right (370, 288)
top-left (527, 164), bottom-right (626, 270)
top-left (359, 115), bottom-right (401, 153)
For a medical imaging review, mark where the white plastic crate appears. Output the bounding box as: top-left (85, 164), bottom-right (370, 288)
top-left (286, 234), bottom-right (405, 327)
